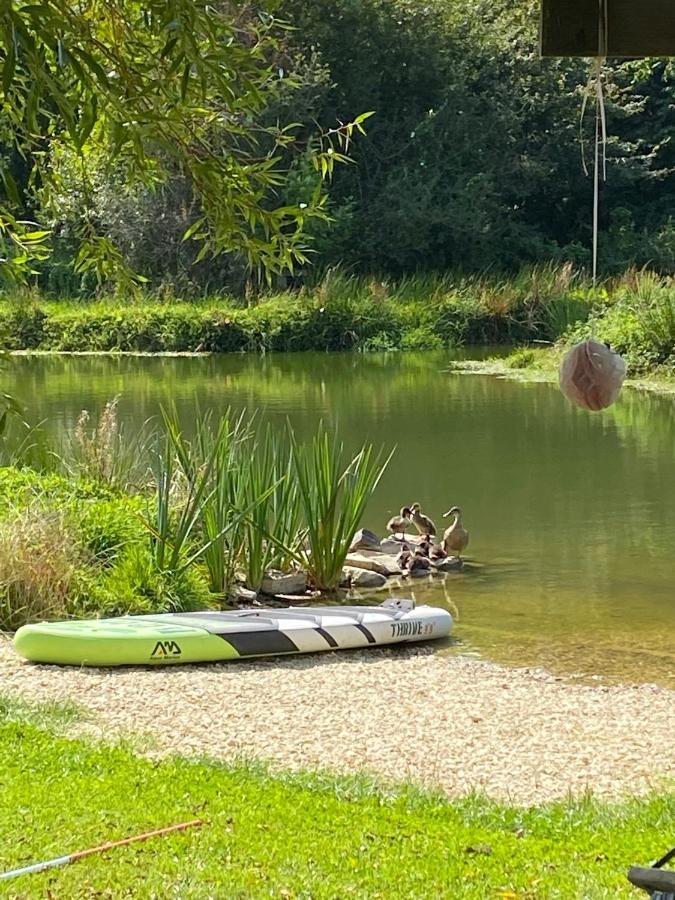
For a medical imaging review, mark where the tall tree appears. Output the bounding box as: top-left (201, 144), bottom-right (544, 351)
top-left (0, 0), bottom-right (367, 287)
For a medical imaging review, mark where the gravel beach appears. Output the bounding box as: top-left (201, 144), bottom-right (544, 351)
top-left (2, 638), bottom-right (673, 805)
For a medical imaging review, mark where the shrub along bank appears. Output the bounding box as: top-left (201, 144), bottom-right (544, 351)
top-left (0, 406), bottom-right (389, 632)
top-left (0, 265), bottom-right (595, 353)
top-left (2, 268), bottom-right (675, 373)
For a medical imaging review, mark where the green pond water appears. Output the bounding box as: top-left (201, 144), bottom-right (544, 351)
top-left (5, 351), bottom-right (675, 687)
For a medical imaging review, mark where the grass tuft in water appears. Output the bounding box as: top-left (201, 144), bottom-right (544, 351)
top-left (291, 424), bottom-right (392, 591)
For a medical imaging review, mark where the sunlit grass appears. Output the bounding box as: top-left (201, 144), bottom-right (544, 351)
top-left (0, 709), bottom-right (671, 897)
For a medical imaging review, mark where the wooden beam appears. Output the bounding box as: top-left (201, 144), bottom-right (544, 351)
top-left (541, 0), bottom-right (675, 57)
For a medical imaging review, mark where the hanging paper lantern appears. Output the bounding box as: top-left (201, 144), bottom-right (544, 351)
top-left (559, 339), bottom-right (626, 411)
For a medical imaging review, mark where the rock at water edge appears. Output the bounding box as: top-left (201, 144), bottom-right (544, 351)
top-left (261, 570), bottom-right (307, 596)
top-left (349, 528), bottom-right (382, 553)
top-left (432, 557), bottom-right (463, 573)
top-left (343, 566), bottom-right (388, 589)
top-left (344, 552), bottom-right (401, 577)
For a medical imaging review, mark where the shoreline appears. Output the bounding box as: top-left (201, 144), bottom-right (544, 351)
top-left (449, 357), bottom-right (675, 397)
top-left (8, 347), bottom-right (675, 397)
top-left (2, 638), bottom-right (673, 806)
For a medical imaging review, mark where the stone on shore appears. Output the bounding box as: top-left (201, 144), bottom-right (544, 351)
top-left (230, 585), bottom-right (259, 606)
top-left (261, 570), bottom-right (307, 596)
top-left (432, 557), bottom-right (463, 572)
top-left (349, 528), bottom-right (381, 553)
top-left (407, 566), bottom-right (432, 578)
top-left (344, 552), bottom-right (401, 576)
top-left (343, 566), bottom-right (388, 589)
top-left (379, 538), bottom-right (413, 555)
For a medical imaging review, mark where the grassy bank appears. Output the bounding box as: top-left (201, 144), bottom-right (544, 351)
top-left (0, 695), bottom-right (671, 898)
top-left (2, 267), bottom-right (675, 374)
top-left (0, 407), bottom-right (390, 631)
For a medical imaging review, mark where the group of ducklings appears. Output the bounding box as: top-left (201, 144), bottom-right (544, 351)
top-left (386, 502), bottom-right (469, 577)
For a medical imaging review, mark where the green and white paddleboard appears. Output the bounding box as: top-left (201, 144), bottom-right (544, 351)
top-left (13, 600), bottom-right (452, 667)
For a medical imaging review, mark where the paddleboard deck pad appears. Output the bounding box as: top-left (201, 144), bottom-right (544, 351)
top-left (13, 599), bottom-right (452, 667)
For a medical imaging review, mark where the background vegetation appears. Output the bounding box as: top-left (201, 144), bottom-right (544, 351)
top-left (4, 0), bottom-right (675, 295)
top-left (3, 267), bottom-right (675, 375)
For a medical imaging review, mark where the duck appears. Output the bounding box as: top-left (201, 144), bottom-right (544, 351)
top-left (429, 542), bottom-right (447, 562)
top-left (442, 506), bottom-right (469, 558)
top-left (386, 506), bottom-right (412, 540)
top-left (406, 550), bottom-right (432, 577)
top-left (410, 502), bottom-right (436, 537)
top-left (395, 544), bottom-right (413, 570)
top-left (416, 539), bottom-right (431, 558)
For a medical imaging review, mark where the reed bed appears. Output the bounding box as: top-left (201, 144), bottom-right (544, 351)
top-left (0, 402), bottom-right (393, 629)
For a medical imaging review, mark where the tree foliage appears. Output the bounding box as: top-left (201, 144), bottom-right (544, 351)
top-left (282, 0), bottom-right (675, 276)
top-left (4, 0), bottom-right (675, 291)
top-left (0, 0), bottom-right (367, 288)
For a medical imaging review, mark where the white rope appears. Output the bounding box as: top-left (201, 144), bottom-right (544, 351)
top-left (580, 0), bottom-right (608, 284)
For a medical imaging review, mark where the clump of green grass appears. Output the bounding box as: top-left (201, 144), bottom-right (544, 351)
top-left (504, 347), bottom-right (539, 369)
top-left (0, 504), bottom-right (84, 631)
top-left (0, 718), bottom-right (672, 897)
top-left (291, 425), bottom-right (392, 591)
top-left (0, 694), bottom-right (86, 732)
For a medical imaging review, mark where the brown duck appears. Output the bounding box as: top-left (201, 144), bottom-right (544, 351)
top-left (410, 502), bottom-right (436, 537)
top-left (386, 506), bottom-right (412, 539)
top-left (442, 506), bottom-right (469, 558)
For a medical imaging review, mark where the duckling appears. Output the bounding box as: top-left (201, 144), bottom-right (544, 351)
top-left (442, 506), bottom-right (469, 558)
top-left (416, 539), bottom-right (432, 558)
top-left (395, 544), bottom-right (412, 570)
top-left (386, 506), bottom-right (412, 540)
top-left (407, 550), bottom-right (432, 577)
top-left (410, 502), bottom-right (437, 537)
top-left (430, 542), bottom-right (447, 562)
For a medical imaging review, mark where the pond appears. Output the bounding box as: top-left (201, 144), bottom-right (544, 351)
top-left (5, 351), bottom-right (675, 688)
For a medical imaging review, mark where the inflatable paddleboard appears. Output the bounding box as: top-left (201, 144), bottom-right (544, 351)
top-left (13, 599), bottom-right (452, 667)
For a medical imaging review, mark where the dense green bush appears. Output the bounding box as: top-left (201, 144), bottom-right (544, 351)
top-left (0, 266), bottom-right (607, 353)
top-left (75, 497), bottom-right (146, 564)
top-left (0, 467), bottom-right (214, 630)
top-left (83, 545), bottom-right (212, 618)
top-left (565, 272), bottom-right (675, 373)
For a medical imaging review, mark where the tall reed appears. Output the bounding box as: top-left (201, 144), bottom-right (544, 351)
top-left (66, 396), bottom-right (155, 491)
top-left (290, 425), bottom-right (392, 591)
top-left (238, 426), bottom-right (303, 592)
top-left (143, 409), bottom-right (251, 579)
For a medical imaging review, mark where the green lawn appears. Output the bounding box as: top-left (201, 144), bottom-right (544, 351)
top-left (0, 696), bottom-right (669, 899)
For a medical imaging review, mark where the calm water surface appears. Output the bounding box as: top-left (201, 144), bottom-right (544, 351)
top-left (6, 351), bottom-right (675, 687)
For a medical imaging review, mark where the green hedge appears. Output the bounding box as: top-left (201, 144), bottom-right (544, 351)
top-left (0, 268), bottom-right (603, 353)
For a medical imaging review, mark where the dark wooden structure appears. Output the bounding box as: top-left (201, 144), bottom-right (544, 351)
top-left (627, 846), bottom-right (675, 898)
top-left (541, 0), bottom-right (675, 57)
